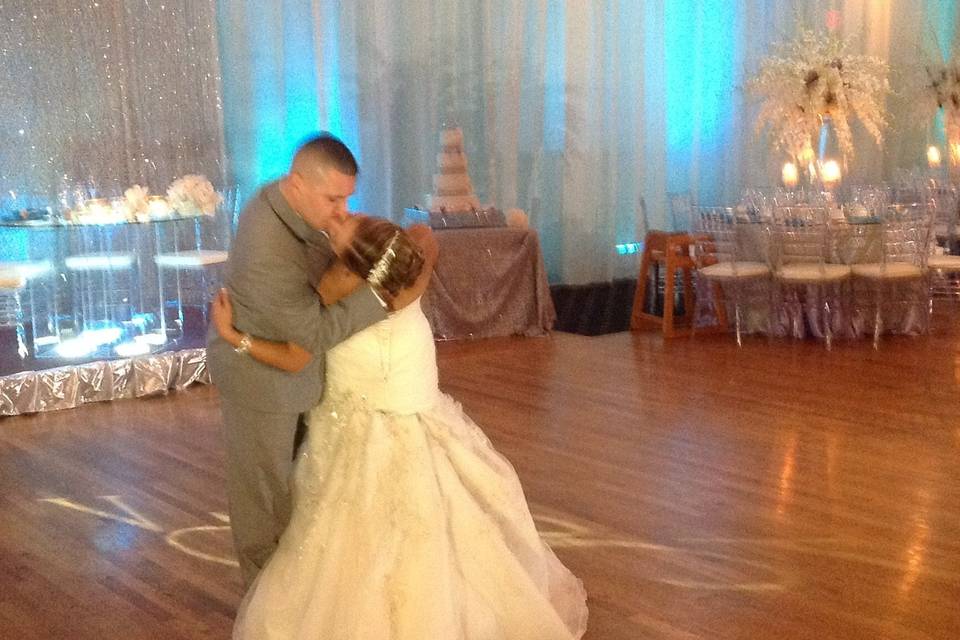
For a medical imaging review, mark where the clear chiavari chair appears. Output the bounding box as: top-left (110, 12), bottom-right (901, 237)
top-left (850, 202), bottom-right (934, 348)
top-left (925, 186), bottom-right (960, 304)
top-left (691, 206), bottom-right (771, 346)
top-left (770, 204), bottom-right (851, 349)
top-left (740, 187), bottom-right (771, 222)
top-left (844, 184), bottom-right (890, 215)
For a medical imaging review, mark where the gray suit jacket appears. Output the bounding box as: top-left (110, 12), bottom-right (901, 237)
top-left (207, 182), bottom-right (386, 414)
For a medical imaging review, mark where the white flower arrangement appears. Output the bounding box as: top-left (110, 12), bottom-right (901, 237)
top-left (166, 175), bottom-right (222, 216)
top-left (123, 184), bottom-right (150, 216)
top-left (746, 29), bottom-right (890, 161)
top-left (917, 59), bottom-right (960, 142)
top-left (505, 208), bottom-right (529, 229)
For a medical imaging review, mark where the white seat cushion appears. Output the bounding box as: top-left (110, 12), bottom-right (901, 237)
top-left (927, 254), bottom-right (960, 271)
top-left (154, 249), bottom-right (229, 268)
top-left (851, 262), bottom-right (923, 280)
top-left (700, 261), bottom-right (770, 280)
top-left (65, 254), bottom-right (135, 271)
top-left (0, 268), bottom-right (26, 290)
top-left (0, 260), bottom-right (54, 280)
top-left (777, 263), bottom-right (851, 283)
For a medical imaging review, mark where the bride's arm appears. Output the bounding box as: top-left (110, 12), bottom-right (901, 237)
top-left (389, 225), bottom-right (439, 310)
top-left (211, 289), bottom-right (312, 373)
top-left (316, 259), bottom-right (364, 306)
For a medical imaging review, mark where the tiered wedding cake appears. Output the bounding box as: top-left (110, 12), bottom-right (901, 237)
top-left (428, 127), bottom-right (481, 213)
top-left (402, 126), bottom-right (505, 228)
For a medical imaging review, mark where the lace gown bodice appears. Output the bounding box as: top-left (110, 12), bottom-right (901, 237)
top-left (233, 298), bottom-right (587, 640)
top-left (325, 298), bottom-right (439, 415)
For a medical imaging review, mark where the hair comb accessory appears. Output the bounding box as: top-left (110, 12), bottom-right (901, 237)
top-left (366, 231), bottom-right (401, 287)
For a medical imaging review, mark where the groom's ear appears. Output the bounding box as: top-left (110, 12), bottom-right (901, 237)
top-left (288, 171), bottom-right (304, 192)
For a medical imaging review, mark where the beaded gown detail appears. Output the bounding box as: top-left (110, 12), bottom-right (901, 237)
top-left (232, 299), bottom-right (588, 639)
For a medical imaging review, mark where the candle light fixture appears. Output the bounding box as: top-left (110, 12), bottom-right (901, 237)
top-left (782, 162), bottom-right (799, 189)
top-left (820, 160), bottom-right (842, 189)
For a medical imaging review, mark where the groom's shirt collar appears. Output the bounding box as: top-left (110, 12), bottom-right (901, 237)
top-left (264, 181), bottom-right (329, 245)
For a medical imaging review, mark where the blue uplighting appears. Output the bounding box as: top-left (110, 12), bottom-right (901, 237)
top-left (664, 2), bottom-right (695, 159)
top-left (542, 3), bottom-right (567, 152)
top-left (310, 3), bottom-right (364, 210)
top-left (932, 0), bottom-right (957, 61)
top-left (247, 4), bottom-right (287, 185)
top-left (929, 0), bottom-right (957, 145)
top-left (318, 6), bottom-right (344, 140)
top-left (664, 0), bottom-right (739, 204)
top-left (0, 228), bottom-right (28, 262)
top-left (282, 4), bottom-right (321, 146)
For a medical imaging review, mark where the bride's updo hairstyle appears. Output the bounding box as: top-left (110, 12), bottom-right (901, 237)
top-left (342, 216), bottom-right (424, 297)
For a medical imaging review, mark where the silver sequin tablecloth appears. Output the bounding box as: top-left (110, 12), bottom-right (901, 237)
top-left (0, 348), bottom-right (209, 416)
top-left (422, 227), bottom-right (556, 340)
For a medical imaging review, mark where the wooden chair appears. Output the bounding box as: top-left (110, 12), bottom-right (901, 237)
top-left (630, 231), bottom-right (697, 337)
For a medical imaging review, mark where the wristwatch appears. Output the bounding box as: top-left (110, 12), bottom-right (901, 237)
top-left (234, 333), bottom-right (253, 355)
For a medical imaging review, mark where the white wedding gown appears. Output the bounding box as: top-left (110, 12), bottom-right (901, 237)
top-left (233, 299), bottom-right (588, 639)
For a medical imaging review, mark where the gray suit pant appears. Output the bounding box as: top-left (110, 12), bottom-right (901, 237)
top-left (220, 400), bottom-right (307, 587)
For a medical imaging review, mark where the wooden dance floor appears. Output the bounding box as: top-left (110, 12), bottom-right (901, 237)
top-left (2, 313), bottom-right (960, 639)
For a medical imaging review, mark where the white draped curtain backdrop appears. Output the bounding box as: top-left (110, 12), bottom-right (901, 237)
top-left (216, 1), bottom-right (957, 284)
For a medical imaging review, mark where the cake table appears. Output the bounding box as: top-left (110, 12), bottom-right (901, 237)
top-left (421, 227), bottom-right (555, 340)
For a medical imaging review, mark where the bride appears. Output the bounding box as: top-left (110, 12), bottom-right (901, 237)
top-left (211, 214), bottom-right (588, 639)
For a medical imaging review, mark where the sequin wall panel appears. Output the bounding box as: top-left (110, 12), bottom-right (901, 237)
top-left (0, 1), bottom-right (225, 201)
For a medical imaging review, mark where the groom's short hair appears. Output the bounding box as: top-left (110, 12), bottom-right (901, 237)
top-left (292, 133), bottom-right (359, 180)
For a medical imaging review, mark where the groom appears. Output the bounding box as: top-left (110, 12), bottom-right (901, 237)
top-left (207, 134), bottom-right (388, 586)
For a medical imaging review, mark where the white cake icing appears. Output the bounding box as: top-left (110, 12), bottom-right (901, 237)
top-left (428, 127), bottom-right (481, 212)
top-left (437, 151), bottom-right (467, 172)
top-left (433, 173), bottom-right (473, 195)
top-left (440, 128), bottom-right (464, 148)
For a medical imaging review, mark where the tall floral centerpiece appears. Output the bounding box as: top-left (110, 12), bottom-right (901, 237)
top-left (746, 29), bottom-right (890, 188)
top-left (917, 59), bottom-right (960, 169)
